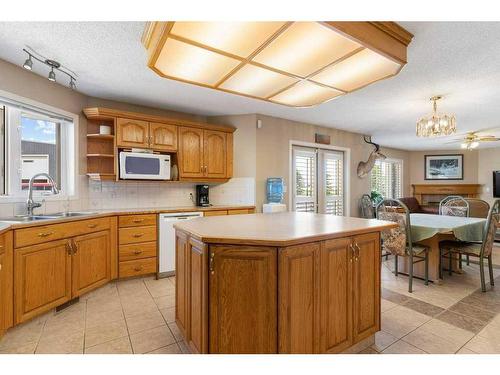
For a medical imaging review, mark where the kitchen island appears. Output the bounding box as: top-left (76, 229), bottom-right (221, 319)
top-left (174, 212), bottom-right (396, 354)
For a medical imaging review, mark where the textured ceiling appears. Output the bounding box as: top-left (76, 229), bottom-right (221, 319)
top-left (0, 21), bottom-right (500, 150)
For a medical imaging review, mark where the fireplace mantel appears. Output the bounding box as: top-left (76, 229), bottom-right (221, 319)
top-left (412, 184), bottom-right (482, 206)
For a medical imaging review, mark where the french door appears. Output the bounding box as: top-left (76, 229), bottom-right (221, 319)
top-left (292, 146), bottom-right (344, 215)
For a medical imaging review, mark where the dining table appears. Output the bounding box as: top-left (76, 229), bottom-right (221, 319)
top-left (396, 213), bottom-right (486, 282)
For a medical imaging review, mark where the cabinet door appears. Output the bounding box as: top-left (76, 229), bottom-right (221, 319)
top-left (278, 243), bottom-right (320, 354)
top-left (0, 232), bottom-right (13, 332)
top-left (178, 127), bottom-right (204, 178)
top-left (175, 231), bottom-right (190, 338)
top-left (352, 232), bottom-right (380, 343)
top-left (189, 238), bottom-right (208, 354)
top-left (319, 238), bottom-right (353, 353)
top-left (210, 245), bottom-right (277, 354)
top-left (0, 252), bottom-right (3, 333)
top-left (203, 130), bottom-right (227, 178)
top-left (116, 117), bottom-right (149, 148)
top-left (14, 239), bottom-right (72, 324)
top-left (149, 122), bottom-right (178, 151)
top-left (72, 230), bottom-right (111, 297)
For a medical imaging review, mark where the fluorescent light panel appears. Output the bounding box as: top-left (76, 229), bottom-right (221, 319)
top-left (152, 22), bottom-right (404, 107)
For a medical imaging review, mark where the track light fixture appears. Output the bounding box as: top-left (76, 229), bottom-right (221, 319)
top-left (22, 48), bottom-right (77, 90)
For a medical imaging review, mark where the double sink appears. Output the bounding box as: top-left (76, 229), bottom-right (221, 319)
top-left (0, 211), bottom-right (98, 223)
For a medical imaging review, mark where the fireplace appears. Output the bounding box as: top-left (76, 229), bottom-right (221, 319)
top-left (412, 184), bottom-right (482, 207)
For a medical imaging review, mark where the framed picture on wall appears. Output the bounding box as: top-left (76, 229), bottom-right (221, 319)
top-left (425, 154), bottom-right (464, 180)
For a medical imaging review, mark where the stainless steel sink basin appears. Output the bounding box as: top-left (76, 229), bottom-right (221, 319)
top-left (0, 211), bottom-right (97, 222)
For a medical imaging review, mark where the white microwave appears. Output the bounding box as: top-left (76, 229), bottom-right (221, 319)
top-left (119, 151), bottom-right (171, 180)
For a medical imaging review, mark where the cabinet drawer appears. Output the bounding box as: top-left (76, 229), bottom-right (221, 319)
top-left (203, 210), bottom-right (228, 217)
top-left (15, 217), bottom-right (111, 248)
top-left (119, 214), bottom-right (157, 228)
top-left (119, 241), bottom-right (157, 261)
top-left (227, 209), bottom-right (251, 215)
top-left (119, 257), bottom-right (157, 278)
top-left (119, 226), bottom-right (157, 244)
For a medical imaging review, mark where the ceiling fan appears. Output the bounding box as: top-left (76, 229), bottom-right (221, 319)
top-left (445, 129), bottom-right (500, 150)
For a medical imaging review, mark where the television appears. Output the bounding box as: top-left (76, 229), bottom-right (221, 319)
top-left (494, 171), bottom-right (500, 198)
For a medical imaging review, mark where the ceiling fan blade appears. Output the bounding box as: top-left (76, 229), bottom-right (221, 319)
top-left (444, 140), bottom-right (463, 144)
top-left (478, 136), bottom-right (500, 142)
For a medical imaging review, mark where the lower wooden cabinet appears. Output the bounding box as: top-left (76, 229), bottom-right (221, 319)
top-left (0, 231), bottom-right (13, 336)
top-left (14, 239), bottom-right (72, 324)
top-left (209, 245), bottom-right (277, 354)
top-left (175, 231), bottom-right (189, 338)
top-left (72, 230), bottom-right (111, 297)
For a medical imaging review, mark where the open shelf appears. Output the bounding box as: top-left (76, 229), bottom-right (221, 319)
top-left (87, 154), bottom-right (114, 158)
top-left (87, 173), bottom-right (116, 181)
top-left (87, 134), bottom-right (114, 140)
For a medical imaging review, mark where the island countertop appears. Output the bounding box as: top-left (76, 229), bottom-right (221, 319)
top-left (174, 211), bottom-right (396, 247)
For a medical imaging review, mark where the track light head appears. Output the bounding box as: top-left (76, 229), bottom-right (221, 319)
top-left (48, 68), bottom-right (56, 82)
top-left (23, 55), bottom-right (33, 70)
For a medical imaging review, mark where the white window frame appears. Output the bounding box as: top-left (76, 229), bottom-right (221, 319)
top-left (370, 157), bottom-right (404, 199)
top-left (289, 140), bottom-right (351, 216)
top-left (0, 89), bottom-right (78, 202)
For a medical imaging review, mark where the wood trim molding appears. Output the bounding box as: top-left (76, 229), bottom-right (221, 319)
top-left (83, 107), bottom-right (236, 133)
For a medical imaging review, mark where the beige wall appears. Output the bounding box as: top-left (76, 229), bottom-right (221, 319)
top-left (477, 148), bottom-right (500, 205)
top-left (408, 150), bottom-right (479, 187)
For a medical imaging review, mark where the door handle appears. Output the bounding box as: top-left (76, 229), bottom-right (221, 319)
top-left (209, 252), bottom-right (215, 274)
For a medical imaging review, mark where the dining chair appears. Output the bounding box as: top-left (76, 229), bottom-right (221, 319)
top-left (376, 199), bottom-right (430, 292)
top-left (465, 198), bottom-right (490, 219)
top-left (439, 199), bottom-right (500, 292)
top-left (439, 195), bottom-right (470, 217)
top-left (359, 194), bottom-right (374, 219)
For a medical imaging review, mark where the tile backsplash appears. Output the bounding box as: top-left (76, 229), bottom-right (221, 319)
top-left (0, 176), bottom-right (256, 216)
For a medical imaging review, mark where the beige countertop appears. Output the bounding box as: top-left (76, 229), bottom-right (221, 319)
top-left (174, 212), bottom-right (396, 247)
top-left (0, 205), bottom-right (255, 232)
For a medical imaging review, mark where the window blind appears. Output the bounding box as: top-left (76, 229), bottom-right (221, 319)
top-left (370, 159), bottom-right (402, 199)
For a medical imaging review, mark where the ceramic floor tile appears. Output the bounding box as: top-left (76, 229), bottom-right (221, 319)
top-left (147, 343), bottom-right (182, 354)
top-left (84, 320), bottom-right (128, 348)
top-left (0, 318), bottom-right (45, 351)
top-left (476, 322), bottom-right (500, 341)
top-left (130, 326), bottom-right (176, 354)
top-left (0, 341), bottom-right (37, 354)
top-left (84, 336), bottom-right (133, 354)
top-left (437, 310), bottom-right (488, 334)
top-left (381, 299), bottom-right (398, 312)
top-left (464, 335), bottom-right (500, 354)
top-left (449, 302), bottom-right (497, 322)
top-left (86, 307), bottom-right (125, 329)
top-left (381, 306), bottom-right (431, 339)
top-left (417, 319), bottom-right (474, 345)
top-left (402, 327), bottom-right (465, 354)
top-left (402, 298), bottom-right (445, 317)
top-left (167, 322), bottom-right (183, 342)
top-left (36, 329), bottom-right (84, 354)
top-left (381, 288), bottom-right (411, 304)
top-left (456, 347), bottom-right (478, 354)
top-left (160, 307), bottom-right (176, 323)
top-left (382, 340), bottom-right (427, 354)
top-left (154, 295), bottom-right (175, 309)
top-left (371, 330), bottom-right (398, 352)
top-left (359, 347), bottom-right (379, 354)
top-left (125, 310), bottom-right (166, 335)
top-left (460, 293), bottom-right (500, 314)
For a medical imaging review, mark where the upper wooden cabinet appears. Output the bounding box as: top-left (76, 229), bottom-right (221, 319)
top-left (150, 122), bottom-right (177, 151)
top-left (116, 118), bottom-right (150, 148)
top-left (178, 127), bottom-right (233, 180)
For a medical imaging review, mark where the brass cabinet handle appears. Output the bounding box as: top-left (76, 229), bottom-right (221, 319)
top-left (132, 218), bottom-right (144, 223)
top-left (66, 241), bottom-right (73, 255)
top-left (354, 242), bottom-right (361, 261)
top-left (349, 243), bottom-right (355, 262)
top-left (133, 250), bottom-right (142, 255)
top-left (209, 252), bottom-right (215, 274)
top-left (134, 266), bottom-right (143, 272)
top-left (71, 240), bottom-right (78, 255)
top-left (38, 231), bottom-right (54, 238)
top-left (132, 233), bottom-right (144, 238)
top-left (87, 223), bottom-right (98, 228)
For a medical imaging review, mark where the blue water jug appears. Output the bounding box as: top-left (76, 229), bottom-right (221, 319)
top-left (266, 178), bottom-right (284, 203)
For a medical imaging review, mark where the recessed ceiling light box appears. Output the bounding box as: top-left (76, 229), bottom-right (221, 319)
top-left (142, 22), bottom-right (413, 107)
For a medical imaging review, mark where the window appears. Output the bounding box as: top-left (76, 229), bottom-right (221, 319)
top-left (1, 99), bottom-right (76, 198)
top-left (370, 159), bottom-right (403, 199)
top-left (292, 146), bottom-right (344, 215)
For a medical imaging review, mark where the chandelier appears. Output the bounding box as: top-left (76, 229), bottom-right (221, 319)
top-left (416, 96), bottom-right (456, 137)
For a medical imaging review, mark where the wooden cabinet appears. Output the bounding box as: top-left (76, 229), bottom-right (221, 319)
top-left (15, 239), bottom-right (72, 324)
top-left (175, 231), bottom-right (190, 338)
top-left (178, 127), bottom-right (233, 180)
top-left (203, 130), bottom-right (227, 178)
top-left (118, 214), bottom-right (158, 279)
top-left (13, 218), bottom-right (116, 324)
top-left (71, 231), bottom-right (111, 297)
top-left (352, 232), bottom-right (380, 343)
top-left (150, 122), bottom-right (177, 151)
top-left (209, 245), bottom-right (277, 354)
top-left (278, 243), bottom-right (320, 354)
top-left (116, 118), bottom-right (150, 148)
top-left (178, 127), bottom-right (204, 178)
top-left (188, 238), bottom-right (208, 354)
top-left (319, 238), bottom-right (353, 353)
top-left (117, 118), bottom-right (178, 151)
top-left (0, 231), bottom-right (13, 336)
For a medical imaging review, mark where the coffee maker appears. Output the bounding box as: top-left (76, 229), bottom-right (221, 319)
top-left (196, 185), bottom-right (210, 207)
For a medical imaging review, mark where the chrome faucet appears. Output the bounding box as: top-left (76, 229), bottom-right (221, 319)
top-left (26, 173), bottom-right (60, 216)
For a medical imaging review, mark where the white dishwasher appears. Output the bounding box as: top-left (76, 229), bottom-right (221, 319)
top-left (158, 212), bottom-right (203, 278)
